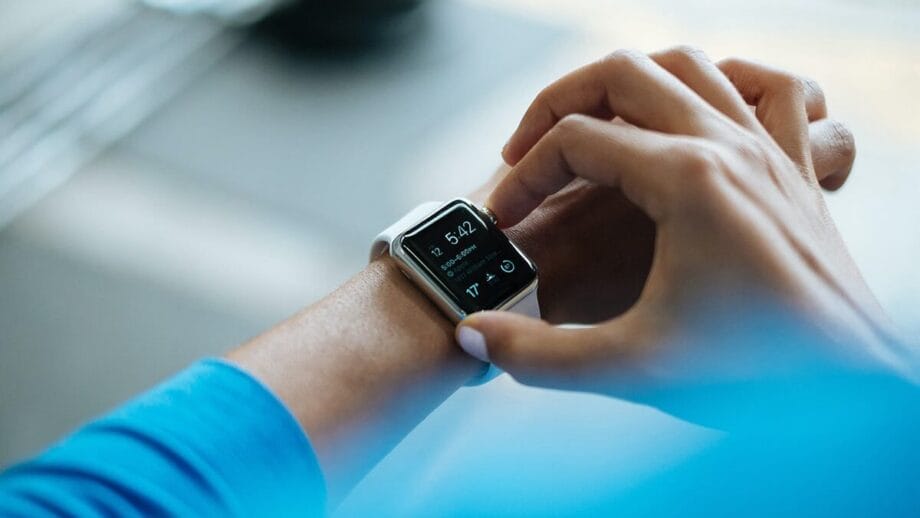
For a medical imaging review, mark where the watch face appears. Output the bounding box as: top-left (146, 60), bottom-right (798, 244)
top-left (400, 200), bottom-right (537, 316)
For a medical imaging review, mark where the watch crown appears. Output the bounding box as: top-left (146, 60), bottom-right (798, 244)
top-left (481, 206), bottom-right (498, 225)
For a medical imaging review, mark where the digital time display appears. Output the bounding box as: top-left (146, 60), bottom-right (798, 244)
top-left (400, 200), bottom-right (537, 315)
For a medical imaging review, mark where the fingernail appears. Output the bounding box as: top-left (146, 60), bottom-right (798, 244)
top-left (456, 326), bottom-right (490, 362)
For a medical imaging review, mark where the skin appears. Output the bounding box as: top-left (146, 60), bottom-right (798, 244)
top-left (460, 47), bottom-right (913, 398)
top-left (226, 47), bottom-right (874, 505)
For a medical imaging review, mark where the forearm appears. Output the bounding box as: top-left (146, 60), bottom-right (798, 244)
top-left (226, 257), bottom-right (481, 502)
top-left (0, 259), bottom-right (476, 516)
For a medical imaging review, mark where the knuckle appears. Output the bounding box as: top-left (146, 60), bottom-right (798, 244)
top-left (717, 56), bottom-right (743, 69)
top-left (655, 46), bottom-right (711, 79)
top-left (715, 56), bottom-right (749, 79)
top-left (491, 343), bottom-right (543, 382)
top-left (731, 136), bottom-right (771, 166)
top-left (801, 76), bottom-right (825, 102)
top-left (601, 48), bottom-right (647, 71)
top-left (676, 145), bottom-right (726, 198)
top-left (683, 146), bottom-right (721, 178)
top-left (554, 113), bottom-right (593, 134)
top-left (664, 44), bottom-right (709, 65)
top-left (532, 86), bottom-right (557, 112)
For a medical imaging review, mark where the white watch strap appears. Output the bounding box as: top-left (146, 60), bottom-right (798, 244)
top-left (506, 286), bottom-right (540, 318)
top-left (369, 201), bottom-right (444, 261)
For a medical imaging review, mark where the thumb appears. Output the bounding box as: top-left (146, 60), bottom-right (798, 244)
top-left (456, 311), bottom-right (644, 387)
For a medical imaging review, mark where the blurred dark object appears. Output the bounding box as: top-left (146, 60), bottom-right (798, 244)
top-left (143, 0), bottom-right (428, 48)
top-left (258, 0), bottom-right (428, 49)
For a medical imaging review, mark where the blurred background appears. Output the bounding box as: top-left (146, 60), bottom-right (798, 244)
top-left (1, 0), bottom-right (918, 513)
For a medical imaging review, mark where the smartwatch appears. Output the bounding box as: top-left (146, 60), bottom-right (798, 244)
top-left (369, 198), bottom-right (540, 324)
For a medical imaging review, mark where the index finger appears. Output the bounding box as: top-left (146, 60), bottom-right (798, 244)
top-left (502, 49), bottom-right (725, 165)
top-left (488, 115), bottom-right (698, 227)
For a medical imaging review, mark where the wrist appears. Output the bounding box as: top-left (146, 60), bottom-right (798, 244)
top-left (360, 255), bottom-right (480, 377)
top-left (228, 256), bottom-right (480, 501)
top-left (500, 186), bottom-right (656, 325)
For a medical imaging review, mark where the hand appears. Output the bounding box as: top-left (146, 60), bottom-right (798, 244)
top-left (457, 47), bottom-right (908, 397)
top-left (469, 172), bottom-right (655, 324)
top-left (467, 47), bottom-right (859, 328)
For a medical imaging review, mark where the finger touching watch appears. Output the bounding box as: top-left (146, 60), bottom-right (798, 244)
top-left (370, 198), bottom-right (540, 324)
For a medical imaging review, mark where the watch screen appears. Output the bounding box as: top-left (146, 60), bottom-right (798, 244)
top-left (401, 200), bottom-right (537, 315)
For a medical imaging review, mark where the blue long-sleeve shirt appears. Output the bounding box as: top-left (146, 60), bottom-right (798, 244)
top-left (2, 357), bottom-right (918, 516)
top-left (0, 359), bottom-right (325, 517)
